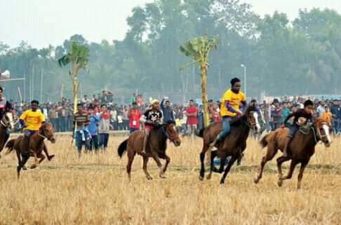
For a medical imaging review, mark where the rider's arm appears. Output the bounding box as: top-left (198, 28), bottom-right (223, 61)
top-left (283, 113), bottom-right (294, 125)
top-left (225, 101), bottom-right (241, 115)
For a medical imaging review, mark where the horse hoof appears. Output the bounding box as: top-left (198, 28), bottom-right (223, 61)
top-left (48, 155), bottom-right (55, 161)
top-left (30, 165), bottom-right (37, 169)
top-left (147, 176), bottom-right (153, 180)
top-left (220, 181), bottom-right (225, 185)
top-left (254, 178), bottom-right (259, 184)
top-left (22, 166), bottom-right (27, 170)
top-left (199, 175), bottom-right (204, 181)
top-left (277, 180), bottom-right (283, 187)
top-left (206, 174), bottom-right (212, 180)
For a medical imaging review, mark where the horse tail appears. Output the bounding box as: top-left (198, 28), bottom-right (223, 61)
top-left (259, 132), bottom-right (270, 148)
top-left (5, 139), bottom-right (15, 154)
top-left (196, 128), bottom-right (204, 138)
top-left (118, 139), bottom-right (128, 158)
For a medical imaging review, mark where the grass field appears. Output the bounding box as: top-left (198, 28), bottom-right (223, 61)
top-left (0, 134), bottom-right (340, 225)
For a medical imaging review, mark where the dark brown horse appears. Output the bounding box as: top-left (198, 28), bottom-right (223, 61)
top-left (198, 104), bottom-right (260, 184)
top-left (0, 111), bottom-right (15, 157)
top-left (6, 123), bottom-right (56, 178)
top-left (254, 118), bottom-right (332, 189)
top-left (117, 121), bottom-right (181, 180)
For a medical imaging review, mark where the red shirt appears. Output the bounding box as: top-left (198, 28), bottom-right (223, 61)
top-left (129, 109), bottom-right (141, 129)
top-left (101, 111), bottom-right (110, 120)
top-left (186, 106), bottom-right (198, 125)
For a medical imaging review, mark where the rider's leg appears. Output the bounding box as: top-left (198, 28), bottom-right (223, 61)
top-left (283, 125), bottom-right (298, 157)
top-left (142, 126), bottom-right (151, 154)
top-left (210, 117), bottom-right (231, 147)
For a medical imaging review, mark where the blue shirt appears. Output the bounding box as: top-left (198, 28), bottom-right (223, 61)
top-left (87, 114), bottom-right (100, 135)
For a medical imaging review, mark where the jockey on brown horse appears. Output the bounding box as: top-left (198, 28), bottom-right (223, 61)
top-left (255, 100), bottom-right (332, 189)
top-left (210, 77), bottom-right (247, 147)
top-left (17, 100), bottom-right (55, 174)
top-left (141, 99), bottom-right (163, 155)
top-left (281, 100), bottom-right (315, 157)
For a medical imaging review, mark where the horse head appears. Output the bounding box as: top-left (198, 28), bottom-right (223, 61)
top-left (163, 121), bottom-right (181, 147)
top-left (1, 111), bottom-right (15, 130)
top-left (314, 118), bottom-right (332, 147)
top-left (244, 103), bottom-right (261, 133)
top-left (39, 123), bottom-right (56, 143)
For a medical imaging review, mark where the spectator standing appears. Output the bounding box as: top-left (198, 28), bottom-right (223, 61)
top-left (99, 104), bottom-right (111, 150)
top-left (128, 102), bottom-right (141, 133)
top-left (186, 100), bottom-right (198, 138)
top-left (87, 106), bottom-right (100, 151)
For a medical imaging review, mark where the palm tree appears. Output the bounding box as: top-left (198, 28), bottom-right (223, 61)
top-left (58, 42), bottom-right (89, 113)
top-left (180, 36), bottom-right (218, 127)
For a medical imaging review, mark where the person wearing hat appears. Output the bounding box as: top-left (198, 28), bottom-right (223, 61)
top-left (210, 77), bottom-right (246, 147)
top-left (142, 99), bottom-right (163, 155)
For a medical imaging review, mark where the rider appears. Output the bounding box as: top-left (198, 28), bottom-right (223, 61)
top-left (141, 99), bottom-right (163, 155)
top-left (19, 100), bottom-right (46, 162)
top-left (0, 86), bottom-right (13, 120)
top-left (210, 77), bottom-right (246, 147)
top-left (281, 99), bottom-right (314, 157)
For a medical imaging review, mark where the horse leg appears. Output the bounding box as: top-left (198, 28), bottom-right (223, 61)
top-left (43, 144), bottom-right (54, 161)
top-left (254, 144), bottom-right (278, 184)
top-left (278, 160), bottom-right (297, 187)
top-left (160, 154), bottom-right (170, 175)
top-left (276, 156), bottom-right (291, 180)
top-left (30, 151), bottom-right (38, 169)
top-left (199, 144), bottom-right (209, 181)
top-left (297, 160), bottom-right (309, 189)
top-left (148, 149), bottom-right (164, 178)
top-left (38, 153), bottom-right (45, 164)
top-left (126, 148), bottom-right (136, 181)
top-left (206, 150), bottom-right (217, 180)
top-left (17, 152), bottom-right (30, 179)
top-left (142, 156), bottom-right (152, 180)
top-left (220, 156), bottom-right (237, 184)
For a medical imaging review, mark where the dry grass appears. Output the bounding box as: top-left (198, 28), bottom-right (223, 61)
top-left (0, 134), bottom-right (340, 225)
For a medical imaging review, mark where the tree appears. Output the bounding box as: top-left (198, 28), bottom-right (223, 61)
top-left (180, 36), bottom-right (218, 127)
top-left (58, 42), bottom-right (89, 113)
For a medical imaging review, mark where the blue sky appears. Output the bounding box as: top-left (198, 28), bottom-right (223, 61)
top-left (0, 0), bottom-right (340, 48)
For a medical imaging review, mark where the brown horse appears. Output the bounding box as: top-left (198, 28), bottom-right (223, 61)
top-left (6, 123), bottom-right (56, 178)
top-left (198, 104), bottom-right (260, 184)
top-left (254, 118), bottom-right (332, 189)
top-left (0, 111), bottom-right (15, 157)
top-left (117, 121), bottom-right (181, 180)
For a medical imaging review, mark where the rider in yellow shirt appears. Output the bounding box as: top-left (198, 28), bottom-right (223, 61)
top-left (19, 100), bottom-right (45, 162)
top-left (210, 78), bottom-right (246, 147)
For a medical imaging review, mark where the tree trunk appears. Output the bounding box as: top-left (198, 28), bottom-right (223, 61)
top-left (200, 64), bottom-right (210, 127)
top-left (71, 64), bottom-right (80, 113)
top-left (72, 78), bottom-right (79, 113)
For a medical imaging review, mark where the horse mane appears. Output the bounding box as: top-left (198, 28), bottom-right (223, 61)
top-left (230, 103), bottom-right (257, 126)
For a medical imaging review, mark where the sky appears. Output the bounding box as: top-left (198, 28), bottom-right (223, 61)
top-left (0, 0), bottom-right (340, 48)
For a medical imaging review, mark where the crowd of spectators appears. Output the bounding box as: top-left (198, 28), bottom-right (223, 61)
top-left (10, 92), bottom-right (341, 138)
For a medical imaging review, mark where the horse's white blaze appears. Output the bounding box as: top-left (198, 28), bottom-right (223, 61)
top-left (253, 112), bottom-right (260, 131)
top-left (6, 112), bottom-right (14, 129)
top-left (322, 124), bottom-right (332, 144)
